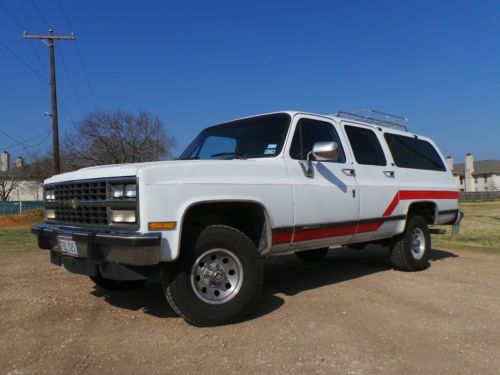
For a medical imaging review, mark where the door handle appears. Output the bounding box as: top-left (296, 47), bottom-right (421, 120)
top-left (342, 168), bottom-right (355, 176)
top-left (384, 170), bottom-right (395, 178)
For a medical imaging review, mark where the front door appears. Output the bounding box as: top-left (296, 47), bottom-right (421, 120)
top-left (285, 115), bottom-right (359, 251)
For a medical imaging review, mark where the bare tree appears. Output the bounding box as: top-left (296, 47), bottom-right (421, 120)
top-left (0, 170), bottom-right (22, 201)
top-left (64, 110), bottom-right (176, 166)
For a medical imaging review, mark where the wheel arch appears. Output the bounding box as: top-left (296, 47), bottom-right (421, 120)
top-left (405, 201), bottom-right (438, 225)
top-left (178, 199), bottom-right (273, 257)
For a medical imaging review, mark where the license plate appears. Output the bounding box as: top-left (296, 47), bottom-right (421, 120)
top-left (58, 236), bottom-right (79, 257)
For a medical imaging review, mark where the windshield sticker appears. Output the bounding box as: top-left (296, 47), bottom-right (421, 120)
top-left (264, 149), bottom-right (276, 155)
top-left (267, 144), bottom-right (277, 149)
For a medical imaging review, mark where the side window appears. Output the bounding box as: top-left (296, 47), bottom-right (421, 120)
top-left (198, 136), bottom-right (236, 158)
top-left (290, 118), bottom-right (346, 163)
top-left (384, 133), bottom-right (446, 171)
top-left (344, 126), bottom-right (387, 166)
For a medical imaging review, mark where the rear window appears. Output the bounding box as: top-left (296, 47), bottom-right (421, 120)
top-left (384, 133), bottom-right (446, 171)
top-left (344, 126), bottom-right (386, 166)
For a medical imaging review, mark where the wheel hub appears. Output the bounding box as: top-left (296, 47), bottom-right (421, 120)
top-left (202, 264), bottom-right (226, 285)
top-left (191, 248), bottom-right (244, 304)
top-left (410, 227), bottom-right (426, 260)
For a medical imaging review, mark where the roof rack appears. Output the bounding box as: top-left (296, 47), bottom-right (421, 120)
top-left (333, 109), bottom-right (409, 131)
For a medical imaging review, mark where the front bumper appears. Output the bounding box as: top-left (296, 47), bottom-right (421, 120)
top-left (32, 223), bottom-right (162, 266)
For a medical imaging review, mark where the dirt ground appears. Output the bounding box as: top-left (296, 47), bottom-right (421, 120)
top-left (1, 241), bottom-right (499, 375)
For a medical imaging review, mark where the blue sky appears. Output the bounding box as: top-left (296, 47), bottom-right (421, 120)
top-left (1, 0), bottom-right (499, 162)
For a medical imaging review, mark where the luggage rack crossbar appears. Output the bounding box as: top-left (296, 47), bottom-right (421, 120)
top-left (334, 109), bottom-right (409, 131)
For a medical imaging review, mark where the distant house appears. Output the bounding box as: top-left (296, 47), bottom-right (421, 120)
top-left (1, 151), bottom-right (43, 201)
top-left (446, 154), bottom-right (500, 192)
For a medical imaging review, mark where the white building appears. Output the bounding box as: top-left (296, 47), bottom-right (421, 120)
top-left (1, 151), bottom-right (43, 201)
top-left (446, 154), bottom-right (500, 192)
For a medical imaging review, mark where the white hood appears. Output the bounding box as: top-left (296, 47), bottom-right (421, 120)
top-left (44, 160), bottom-right (173, 184)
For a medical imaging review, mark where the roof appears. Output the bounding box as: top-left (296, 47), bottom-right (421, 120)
top-left (453, 159), bottom-right (500, 176)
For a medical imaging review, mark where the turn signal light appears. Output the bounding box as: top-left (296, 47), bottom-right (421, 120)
top-left (148, 222), bottom-right (177, 230)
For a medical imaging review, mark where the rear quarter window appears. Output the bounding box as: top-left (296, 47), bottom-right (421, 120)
top-left (384, 133), bottom-right (446, 171)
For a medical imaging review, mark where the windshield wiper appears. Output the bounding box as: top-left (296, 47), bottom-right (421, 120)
top-left (180, 156), bottom-right (200, 160)
top-left (210, 152), bottom-right (246, 159)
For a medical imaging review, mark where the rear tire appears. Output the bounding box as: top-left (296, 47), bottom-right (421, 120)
top-left (390, 216), bottom-right (431, 271)
top-left (162, 225), bottom-right (263, 327)
top-left (90, 276), bottom-right (146, 291)
top-left (295, 248), bottom-right (329, 261)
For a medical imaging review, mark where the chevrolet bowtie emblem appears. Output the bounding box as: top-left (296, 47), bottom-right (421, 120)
top-left (71, 199), bottom-right (79, 209)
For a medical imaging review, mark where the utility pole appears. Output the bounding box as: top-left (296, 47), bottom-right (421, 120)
top-left (24, 29), bottom-right (76, 175)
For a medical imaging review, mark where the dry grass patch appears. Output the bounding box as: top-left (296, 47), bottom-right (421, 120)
top-left (432, 200), bottom-right (500, 253)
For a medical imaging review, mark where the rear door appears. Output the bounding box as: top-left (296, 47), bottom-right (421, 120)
top-left (341, 123), bottom-right (401, 241)
top-left (284, 115), bottom-right (359, 251)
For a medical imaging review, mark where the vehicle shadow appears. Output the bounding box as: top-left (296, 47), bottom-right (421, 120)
top-left (90, 246), bottom-right (458, 322)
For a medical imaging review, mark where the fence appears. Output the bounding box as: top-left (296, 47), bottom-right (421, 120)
top-left (460, 191), bottom-right (500, 200)
top-left (0, 201), bottom-right (45, 215)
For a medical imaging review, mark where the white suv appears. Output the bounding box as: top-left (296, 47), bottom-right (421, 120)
top-left (32, 110), bottom-right (462, 326)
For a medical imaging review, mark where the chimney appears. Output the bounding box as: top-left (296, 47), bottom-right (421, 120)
top-left (15, 156), bottom-right (25, 168)
top-left (464, 153), bottom-right (475, 192)
top-left (446, 156), bottom-right (454, 172)
top-left (1, 151), bottom-right (10, 172)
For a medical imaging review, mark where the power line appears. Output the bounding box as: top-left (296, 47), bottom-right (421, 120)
top-left (30, 0), bottom-right (50, 27)
top-left (0, 0), bottom-right (48, 79)
top-left (56, 0), bottom-right (97, 108)
top-left (0, 130), bottom-right (51, 150)
top-left (58, 97), bottom-right (73, 123)
top-left (23, 131), bottom-right (52, 149)
top-left (56, 44), bottom-right (85, 115)
top-left (0, 38), bottom-right (47, 83)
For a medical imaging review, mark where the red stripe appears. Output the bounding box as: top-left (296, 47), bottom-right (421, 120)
top-left (272, 190), bottom-right (459, 245)
top-left (293, 226), bottom-right (356, 242)
top-left (383, 190), bottom-right (459, 216)
top-left (272, 232), bottom-right (293, 245)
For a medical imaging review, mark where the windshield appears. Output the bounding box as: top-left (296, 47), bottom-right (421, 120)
top-left (179, 113), bottom-right (291, 160)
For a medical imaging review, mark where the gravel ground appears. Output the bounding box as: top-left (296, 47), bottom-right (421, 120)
top-left (1, 245), bottom-right (499, 375)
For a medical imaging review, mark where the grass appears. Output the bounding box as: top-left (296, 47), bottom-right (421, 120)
top-left (0, 227), bottom-right (37, 258)
top-left (432, 200), bottom-right (500, 253)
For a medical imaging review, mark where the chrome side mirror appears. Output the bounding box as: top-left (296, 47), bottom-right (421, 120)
top-left (312, 141), bottom-right (339, 161)
top-left (299, 141), bottom-right (339, 177)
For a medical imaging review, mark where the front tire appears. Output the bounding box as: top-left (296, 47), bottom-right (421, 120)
top-left (390, 216), bottom-right (431, 271)
top-left (162, 225), bottom-right (263, 326)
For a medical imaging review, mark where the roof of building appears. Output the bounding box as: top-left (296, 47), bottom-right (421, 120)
top-left (453, 159), bottom-right (500, 176)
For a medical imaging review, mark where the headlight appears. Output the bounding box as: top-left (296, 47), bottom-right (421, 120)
top-left (110, 184), bottom-right (125, 198)
top-left (110, 209), bottom-right (136, 223)
top-left (45, 190), bottom-right (55, 201)
top-left (124, 184), bottom-right (136, 198)
top-left (45, 208), bottom-right (56, 220)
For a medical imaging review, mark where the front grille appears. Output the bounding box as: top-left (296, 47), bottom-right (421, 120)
top-left (54, 206), bottom-right (109, 225)
top-left (54, 181), bottom-right (107, 201)
top-left (45, 177), bottom-right (136, 227)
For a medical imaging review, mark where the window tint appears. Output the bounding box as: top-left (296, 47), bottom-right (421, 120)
top-left (384, 133), bottom-right (446, 171)
top-left (179, 113), bottom-right (290, 160)
top-left (198, 136), bottom-right (236, 158)
top-left (290, 118), bottom-right (346, 162)
top-left (344, 126), bottom-right (386, 166)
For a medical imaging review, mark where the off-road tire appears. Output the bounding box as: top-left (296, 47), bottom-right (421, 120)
top-left (390, 215), bottom-right (431, 271)
top-left (295, 248), bottom-right (329, 261)
top-left (90, 276), bottom-right (146, 291)
top-left (162, 225), bottom-right (263, 327)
